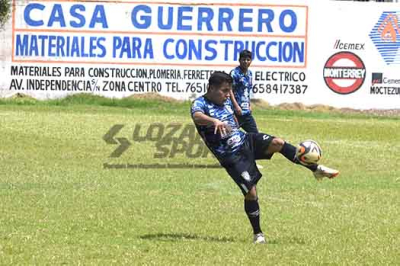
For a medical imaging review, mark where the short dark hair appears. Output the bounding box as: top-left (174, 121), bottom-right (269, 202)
top-left (208, 71), bottom-right (233, 88)
top-left (239, 50), bottom-right (252, 60)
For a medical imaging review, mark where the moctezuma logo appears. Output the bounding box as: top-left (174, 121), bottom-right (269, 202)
top-left (369, 12), bottom-right (400, 65)
top-left (371, 73), bottom-right (383, 85)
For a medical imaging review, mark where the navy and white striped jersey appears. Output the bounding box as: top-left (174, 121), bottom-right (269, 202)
top-left (191, 96), bottom-right (246, 159)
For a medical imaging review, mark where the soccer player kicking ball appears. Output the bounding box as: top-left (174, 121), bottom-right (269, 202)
top-left (191, 71), bottom-right (339, 244)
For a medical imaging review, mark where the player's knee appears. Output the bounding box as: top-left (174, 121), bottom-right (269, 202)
top-left (245, 186), bottom-right (257, 200)
top-left (268, 138), bottom-right (285, 153)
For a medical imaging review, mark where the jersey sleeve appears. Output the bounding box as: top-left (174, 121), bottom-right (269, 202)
top-left (191, 98), bottom-right (206, 117)
top-left (230, 68), bottom-right (239, 89)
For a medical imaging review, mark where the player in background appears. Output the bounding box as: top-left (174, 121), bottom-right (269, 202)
top-left (230, 50), bottom-right (264, 169)
top-left (191, 71), bottom-right (339, 244)
top-left (230, 50), bottom-right (258, 133)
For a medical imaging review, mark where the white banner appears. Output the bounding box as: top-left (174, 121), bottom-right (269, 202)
top-left (1, 0), bottom-right (399, 109)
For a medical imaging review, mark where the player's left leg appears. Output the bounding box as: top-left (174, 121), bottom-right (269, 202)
top-left (221, 140), bottom-right (266, 244)
top-left (244, 186), bottom-right (265, 244)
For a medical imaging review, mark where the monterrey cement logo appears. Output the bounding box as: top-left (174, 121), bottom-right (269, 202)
top-left (323, 52), bottom-right (366, 94)
top-left (369, 12), bottom-right (400, 65)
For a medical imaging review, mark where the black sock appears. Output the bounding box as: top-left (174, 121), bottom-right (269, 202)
top-left (244, 199), bottom-right (262, 234)
top-left (280, 142), bottom-right (318, 171)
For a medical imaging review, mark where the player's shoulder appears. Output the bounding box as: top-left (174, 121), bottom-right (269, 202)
top-left (231, 66), bottom-right (241, 76)
top-left (191, 95), bottom-right (208, 112)
top-left (192, 95), bottom-right (207, 105)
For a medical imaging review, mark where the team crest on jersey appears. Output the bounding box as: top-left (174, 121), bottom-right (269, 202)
top-left (227, 135), bottom-right (241, 145)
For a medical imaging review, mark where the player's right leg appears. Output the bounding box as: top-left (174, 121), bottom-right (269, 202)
top-left (252, 134), bottom-right (339, 180)
top-left (313, 165), bottom-right (339, 180)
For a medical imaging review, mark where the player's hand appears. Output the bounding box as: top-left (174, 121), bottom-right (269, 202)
top-left (213, 120), bottom-right (232, 137)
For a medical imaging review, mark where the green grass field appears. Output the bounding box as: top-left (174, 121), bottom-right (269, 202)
top-left (1, 96), bottom-right (399, 265)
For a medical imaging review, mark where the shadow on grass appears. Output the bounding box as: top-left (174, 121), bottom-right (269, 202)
top-left (139, 233), bottom-right (236, 243)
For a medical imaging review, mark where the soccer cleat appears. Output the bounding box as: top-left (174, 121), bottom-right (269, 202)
top-left (253, 233), bottom-right (266, 244)
top-left (313, 165), bottom-right (339, 180)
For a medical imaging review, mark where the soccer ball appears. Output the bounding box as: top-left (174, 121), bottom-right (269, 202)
top-left (296, 140), bottom-right (322, 166)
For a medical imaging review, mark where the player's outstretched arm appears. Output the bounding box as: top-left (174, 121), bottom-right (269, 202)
top-left (192, 112), bottom-right (232, 136)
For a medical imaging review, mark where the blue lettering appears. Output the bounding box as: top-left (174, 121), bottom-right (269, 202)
top-left (256, 41), bottom-right (266, 61)
top-left (220, 40), bottom-right (233, 61)
top-left (234, 41), bottom-right (245, 60)
top-left (48, 4), bottom-right (65, 27)
top-left (132, 5), bottom-right (151, 29)
top-left (38, 35), bottom-right (47, 55)
top-left (71, 37), bottom-right (80, 57)
top-left (144, 39), bottom-right (154, 59)
top-left (198, 7), bottom-right (213, 31)
top-left (238, 8), bottom-right (252, 32)
top-left (81, 36), bottom-right (88, 57)
top-left (188, 40), bottom-right (201, 60)
top-left (205, 40), bottom-right (217, 60)
top-left (89, 37), bottom-right (97, 57)
top-left (293, 42), bottom-right (304, 62)
top-left (29, 35), bottom-right (38, 56)
top-left (177, 6), bottom-right (192, 31)
top-left (111, 37), bottom-right (154, 59)
top-left (175, 39), bottom-right (187, 59)
top-left (24, 3), bottom-right (45, 26)
top-left (163, 39), bottom-right (174, 59)
top-left (56, 36), bottom-right (65, 57)
top-left (279, 10), bottom-right (297, 33)
top-left (70, 5), bottom-right (85, 28)
top-left (48, 35), bottom-right (56, 56)
top-left (131, 37), bottom-right (142, 58)
top-left (258, 9), bottom-right (274, 32)
top-left (117, 37), bottom-right (131, 58)
top-left (266, 41), bottom-right (277, 61)
top-left (113, 37), bottom-right (122, 58)
top-left (218, 8), bottom-right (233, 31)
top-left (158, 6), bottom-right (173, 30)
top-left (15, 34), bottom-right (29, 55)
top-left (281, 42), bottom-right (292, 62)
top-left (90, 5), bottom-right (108, 28)
top-left (97, 37), bottom-right (107, 58)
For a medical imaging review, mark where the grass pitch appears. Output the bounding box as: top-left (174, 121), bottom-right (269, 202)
top-left (0, 96), bottom-right (399, 265)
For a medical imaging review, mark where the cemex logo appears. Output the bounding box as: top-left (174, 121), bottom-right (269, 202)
top-left (369, 12), bottom-right (400, 65)
top-left (102, 123), bottom-right (219, 169)
top-left (372, 73), bottom-right (383, 85)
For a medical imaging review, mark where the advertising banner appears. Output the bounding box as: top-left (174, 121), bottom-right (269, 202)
top-left (1, 0), bottom-right (399, 109)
